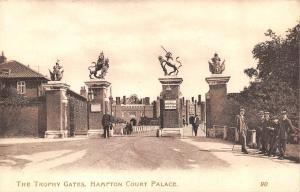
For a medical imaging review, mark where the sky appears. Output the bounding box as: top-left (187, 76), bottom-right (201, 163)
top-left (0, 0), bottom-right (299, 101)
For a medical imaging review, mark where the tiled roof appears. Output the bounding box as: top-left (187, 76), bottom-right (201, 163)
top-left (0, 60), bottom-right (49, 80)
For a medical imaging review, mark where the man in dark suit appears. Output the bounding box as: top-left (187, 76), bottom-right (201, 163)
top-left (278, 110), bottom-right (294, 160)
top-left (268, 118), bottom-right (280, 157)
top-left (193, 115), bottom-right (201, 136)
top-left (256, 110), bottom-right (264, 152)
top-left (189, 115), bottom-right (195, 135)
top-left (102, 112), bottom-right (111, 139)
top-left (263, 111), bottom-right (272, 155)
top-left (236, 108), bottom-right (248, 154)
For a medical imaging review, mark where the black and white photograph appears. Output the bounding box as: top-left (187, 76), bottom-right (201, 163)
top-left (0, 1), bottom-right (299, 192)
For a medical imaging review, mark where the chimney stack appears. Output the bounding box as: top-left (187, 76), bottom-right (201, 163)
top-left (80, 86), bottom-right (87, 98)
top-left (198, 95), bottom-right (201, 104)
top-left (116, 97), bottom-right (121, 105)
top-left (0, 51), bottom-right (7, 64)
top-left (123, 96), bottom-right (126, 105)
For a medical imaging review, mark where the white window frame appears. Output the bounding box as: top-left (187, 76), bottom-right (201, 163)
top-left (17, 81), bottom-right (26, 94)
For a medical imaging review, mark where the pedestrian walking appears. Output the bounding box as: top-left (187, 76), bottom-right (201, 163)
top-left (102, 113), bottom-right (111, 139)
top-left (124, 122), bottom-right (129, 135)
top-left (193, 115), bottom-right (200, 136)
top-left (236, 108), bottom-right (248, 154)
top-left (128, 122), bottom-right (133, 135)
top-left (278, 110), bottom-right (295, 160)
top-left (189, 115), bottom-right (195, 135)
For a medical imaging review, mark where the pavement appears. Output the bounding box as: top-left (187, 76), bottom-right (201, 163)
top-left (0, 136), bottom-right (86, 144)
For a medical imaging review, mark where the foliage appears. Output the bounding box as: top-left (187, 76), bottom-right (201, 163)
top-left (239, 21), bottom-right (299, 125)
top-left (0, 86), bottom-right (28, 105)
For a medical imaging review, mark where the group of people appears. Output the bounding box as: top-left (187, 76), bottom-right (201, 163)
top-left (102, 113), bottom-right (134, 138)
top-left (235, 108), bottom-right (297, 160)
top-left (123, 122), bottom-right (133, 135)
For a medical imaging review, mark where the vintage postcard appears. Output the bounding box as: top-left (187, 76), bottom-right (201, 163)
top-left (0, 0), bottom-right (299, 192)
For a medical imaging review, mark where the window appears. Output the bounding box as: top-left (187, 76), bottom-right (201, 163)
top-left (17, 81), bottom-right (26, 94)
top-left (0, 68), bottom-right (11, 76)
top-left (129, 112), bottom-right (136, 118)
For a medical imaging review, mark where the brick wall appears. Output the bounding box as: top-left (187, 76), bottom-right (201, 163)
top-left (88, 87), bottom-right (106, 130)
top-left (0, 87), bottom-right (88, 138)
top-left (68, 95), bottom-right (88, 135)
top-left (45, 90), bottom-right (61, 132)
top-left (160, 84), bottom-right (183, 128)
top-left (0, 100), bottom-right (46, 137)
top-left (207, 84), bottom-right (228, 127)
top-left (112, 104), bottom-right (154, 124)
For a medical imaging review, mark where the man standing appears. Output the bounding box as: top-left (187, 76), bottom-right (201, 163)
top-left (263, 111), bottom-right (272, 155)
top-left (189, 115), bottom-right (195, 135)
top-left (278, 110), bottom-right (294, 160)
top-left (256, 110), bottom-right (264, 152)
top-left (236, 108), bottom-right (248, 154)
top-left (193, 115), bottom-right (201, 136)
top-left (102, 113), bottom-right (111, 139)
top-left (268, 118), bottom-right (280, 157)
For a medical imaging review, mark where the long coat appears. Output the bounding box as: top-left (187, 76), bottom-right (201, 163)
top-left (263, 118), bottom-right (273, 138)
top-left (279, 118), bottom-right (293, 140)
top-left (102, 114), bottom-right (111, 128)
top-left (236, 115), bottom-right (247, 135)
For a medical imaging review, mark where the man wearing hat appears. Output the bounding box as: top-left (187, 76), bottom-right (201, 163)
top-left (256, 110), bottom-right (264, 152)
top-left (262, 111), bottom-right (272, 155)
top-left (278, 110), bottom-right (294, 160)
top-left (235, 108), bottom-right (248, 154)
top-left (193, 115), bottom-right (201, 136)
top-left (102, 103), bottom-right (111, 139)
top-left (268, 118), bottom-right (280, 157)
top-left (263, 111), bottom-right (273, 155)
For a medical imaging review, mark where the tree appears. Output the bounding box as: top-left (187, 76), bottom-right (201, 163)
top-left (240, 21), bottom-right (299, 124)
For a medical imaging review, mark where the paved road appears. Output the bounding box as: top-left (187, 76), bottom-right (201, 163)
top-left (0, 133), bottom-right (226, 171)
top-left (0, 125), bottom-right (205, 171)
top-left (0, 125), bottom-right (299, 191)
top-left (0, 125), bottom-right (298, 172)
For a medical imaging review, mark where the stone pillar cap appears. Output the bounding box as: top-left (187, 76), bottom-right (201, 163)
top-left (158, 76), bottom-right (183, 85)
top-left (43, 81), bottom-right (70, 90)
top-left (85, 79), bottom-right (111, 88)
top-left (205, 75), bottom-right (230, 85)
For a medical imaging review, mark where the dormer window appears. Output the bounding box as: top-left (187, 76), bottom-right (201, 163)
top-left (0, 68), bottom-right (11, 76)
top-left (17, 81), bottom-right (26, 94)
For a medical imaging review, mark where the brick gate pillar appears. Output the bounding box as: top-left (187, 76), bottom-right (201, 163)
top-left (158, 77), bottom-right (183, 137)
top-left (85, 79), bottom-right (111, 138)
top-left (205, 74), bottom-right (230, 129)
top-left (43, 81), bottom-right (70, 138)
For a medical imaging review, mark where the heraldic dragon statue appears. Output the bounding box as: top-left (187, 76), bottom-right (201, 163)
top-left (88, 51), bottom-right (110, 79)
